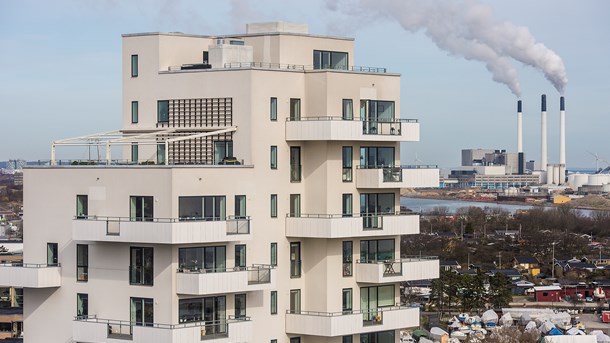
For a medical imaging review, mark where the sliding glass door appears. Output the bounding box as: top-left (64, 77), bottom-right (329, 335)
top-left (130, 196), bottom-right (154, 221)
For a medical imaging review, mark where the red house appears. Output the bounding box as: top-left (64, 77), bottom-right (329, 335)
top-left (534, 286), bottom-right (561, 302)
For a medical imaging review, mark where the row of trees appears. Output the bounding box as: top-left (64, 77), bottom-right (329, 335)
top-left (427, 270), bottom-right (512, 316)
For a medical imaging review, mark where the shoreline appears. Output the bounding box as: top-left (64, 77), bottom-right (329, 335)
top-left (401, 194), bottom-right (610, 212)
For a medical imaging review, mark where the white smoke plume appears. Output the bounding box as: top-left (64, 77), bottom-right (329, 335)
top-left (326, 0), bottom-right (568, 96)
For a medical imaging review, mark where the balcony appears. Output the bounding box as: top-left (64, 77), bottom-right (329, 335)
top-left (285, 306), bottom-right (419, 337)
top-left (72, 216), bottom-right (251, 244)
top-left (176, 265), bottom-right (275, 295)
top-left (356, 166), bottom-right (440, 189)
top-left (355, 257), bottom-right (439, 283)
top-left (0, 263), bottom-right (61, 288)
top-left (285, 117), bottom-right (419, 142)
top-left (285, 213), bottom-right (419, 238)
top-left (73, 315), bottom-right (252, 343)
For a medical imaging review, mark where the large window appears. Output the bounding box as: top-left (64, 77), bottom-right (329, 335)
top-left (360, 285), bottom-right (395, 322)
top-left (270, 194), bottom-right (278, 218)
top-left (343, 336), bottom-right (353, 343)
top-left (178, 196), bottom-right (226, 220)
top-left (76, 195), bottom-right (88, 219)
top-left (131, 54), bottom-right (138, 77)
top-left (342, 99), bottom-right (353, 120)
top-left (270, 291), bottom-right (278, 314)
top-left (289, 289), bottom-right (301, 313)
top-left (179, 246), bottom-right (226, 272)
top-left (77, 293), bottom-right (88, 317)
top-left (360, 147), bottom-right (395, 167)
top-left (130, 247), bottom-right (154, 285)
top-left (179, 296), bottom-right (226, 335)
top-left (130, 196), bottom-right (154, 221)
top-left (342, 194), bottom-right (353, 217)
top-left (290, 147), bottom-right (301, 182)
top-left (235, 245), bottom-right (246, 270)
top-left (270, 243), bottom-right (277, 266)
top-left (76, 244), bottom-right (88, 282)
top-left (361, 100), bottom-right (395, 121)
top-left (47, 243), bottom-right (58, 266)
top-left (342, 146), bottom-right (353, 182)
top-left (289, 194), bottom-right (301, 217)
top-left (290, 242), bottom-right (301, 278)
top-left (360, 239), bottom-right (395, 263)
top-left (131, 297), bottom-right (153, 327)
top-left (157, 100), bottom-right (169, 123)
top-left (270, 97), bottom-right (277, 121)
top-left (290, 98), bottom-right (301, 120)
top-left (342, 288), bottom-right (353, 314)
top-left (313, 50), bottom-right (348, 70)
top-left (235, 294), bottom-right (246, 319)
top-left (343, 241), bottom-right (353, 277)
top-left (360, 331), bottom-right (395, 343)
top-left (214, 141), bottom-right (233, 164)
top-left (131, 101), bottom-right (138, 123)
top-left (360, 193), bottom-right (394, 215)
top-left (270, 146), bottom-right (278, 169)
top-left (156, 143), bottom-right (166, 165)
top-left (235, 195), bottom-right (246, 218)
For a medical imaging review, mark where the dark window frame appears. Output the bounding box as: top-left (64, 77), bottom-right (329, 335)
top-left (270, 291), bottom-right (278, 314)
top-left (270, 97), bottom-right (278, 121)
top-left (129, 246), bottom-right (154, 286)
top-left (131, 101), bottom-right (138, 124)
top-left (76, 244), bottom-right (88, 282)
top-left (157, 100), bottom-right (169, 123)
top-left (270, 146), bottom-right (278, 169)
top-left (131, 54), bottom-right (138, 77)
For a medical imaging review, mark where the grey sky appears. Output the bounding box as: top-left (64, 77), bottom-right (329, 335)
top-left (1, 0), bottom-right (608, 168)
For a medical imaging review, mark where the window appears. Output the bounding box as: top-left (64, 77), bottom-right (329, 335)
top-left (270, 243), bottom-right (277, 266)
top-left (343, 336), bottom-right (353, 343)
top-left (130, 247), bottom-right (154, 285)
top-left (131, 54), bottom-right (138, 77)
top-left (361, 285), bottom-right (395, 322)
top-left (131, 101), bottom-right (138, 123)
top-left (289, 289), bottom-right (301, 313)
top-left (178, 196), bottom-right (226, 220)
top-left (130, 196), bottom-right (154, 221)
top-left (270, 194), bottom-right (278, 218)
top-left (47, 243), bottom-right (58, 266)
top-left (290, 242), bottom-right (301, 278)
top-left (76, 195), bottom-right (88, 218)
top-left (271, 340), bottom-right (278, 343)
top-left (342, 99), bottom-right (353, 120)
top-left (313, 50), bottom-right (348, 70)
top-left (179, 296), bottom-right (226, 336)
top-left (235, 195), bottom-right (246, 218)
top-left (76, 244), bottom-right (88, 282)
top-left (179, 246), bottom-right (226, 272)
top-left (343, 241), bottom-right (353, 277)
top-left (289, 194), bottom-right (301, 217)
top-left (342, 146), bottom-right (353, 182)
top-left (156, 143), bottom-right (166, 165)
top-left (131, 143), bottom-right (138, 163)
top-left (289, 98), bottom-right (301, 120)
top-left (270, 291), bottom-right (277, 314)
top-left (77, 293), bottom-right (88, 317)
top-left (235, 294), bottom-right (246, 319)
top-left (235, 245), bottom-right (246, 270)
top-left (290, 147), bottom-right (301, 182)
top-left (157, 100), bottom-right (169, 123)
top-left (14, 289), bottom-right (22, 308)
top-left (130, 297), bottom-right (153, 326)
top-left (360, 331), bottom-right (394, 343)
top-left (360, 147), bottom-right (395, 168)
top-left (342, 288), bottom-right (352, 314)
top-left (363, 100), bottom-right (395, 121)
top-left (270, 146), bottom-right (277, 169)
top-left (360, 193), bottom-right (395, 229)
top-left (342, 194), bottom-right (353, 217)
top-left (290, 338), bottom-right (302, 343)
top-left (214, 141), bottom-right (233, 164)
top-left (360, 239), bottom-right (395, 263)
top-left (270, 97), bottom-right (277, 121)
top-left (203, 51), bottom-right (209, 63)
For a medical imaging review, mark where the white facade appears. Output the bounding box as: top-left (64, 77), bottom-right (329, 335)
top-left (12, 23), bottom-right (439, 343)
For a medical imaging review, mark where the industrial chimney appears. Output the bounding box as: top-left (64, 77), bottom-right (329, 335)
top-left (541, 95), bottom-right (548, 182)
top-left (559, 96), bottom-right (566, 184)
top-left (517, 100), bottom-right (524, 174)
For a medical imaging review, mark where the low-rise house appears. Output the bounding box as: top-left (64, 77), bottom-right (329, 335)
top-left (488, 269), bottom-right (522, 282)
top-left (533, 286), bottom-right (562, 302)
top-left (514, 256), bottom-right (541, 276)
top-left (440, 260), bottom-right (461, 272)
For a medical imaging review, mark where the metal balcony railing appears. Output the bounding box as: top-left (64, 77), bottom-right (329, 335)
top-left (356, 256), bottom-right (438, 277)
top-left (286, 305), bottom-right (418, 324)
top-left (222, 62), bottom-right (388, 73)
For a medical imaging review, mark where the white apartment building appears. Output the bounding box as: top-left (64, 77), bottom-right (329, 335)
top-left (1, 22), bottom-right (439, 343)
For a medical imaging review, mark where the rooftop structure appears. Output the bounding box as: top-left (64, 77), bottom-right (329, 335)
top-left (3, 22), bottom-right (439, 343)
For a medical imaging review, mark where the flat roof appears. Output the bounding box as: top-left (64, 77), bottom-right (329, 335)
top-left (122, 31), bottom-right (354, 41)
top-left (533, 286), bottom-right (561, 291)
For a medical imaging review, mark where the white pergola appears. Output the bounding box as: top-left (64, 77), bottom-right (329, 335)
top-left (51, 127), bottom-right (238, 165)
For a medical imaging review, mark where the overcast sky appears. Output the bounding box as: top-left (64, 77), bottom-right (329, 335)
top-left (1, 0), bottom-right (609, 168)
